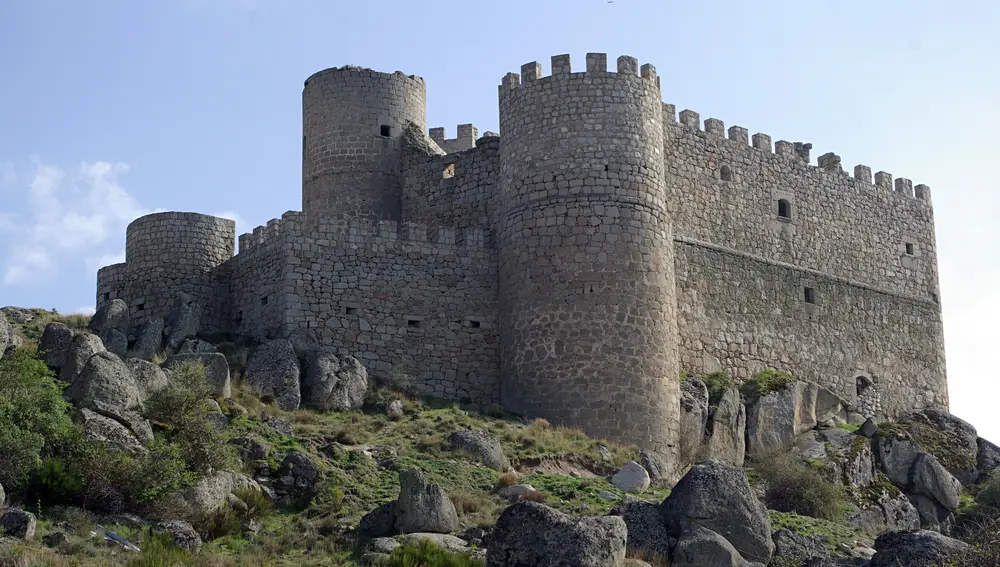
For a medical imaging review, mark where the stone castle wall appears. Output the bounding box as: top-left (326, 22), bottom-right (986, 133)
top-left (302, 67), bottom-right (427, 221)
top-left (496, 54), bottom-right (681, 457)
top-left (660, 107), bottom-right (939, 300)
top-left (96, 53), bottom-right (949, 447)
top-left (121, 212), bottom-right (235, 331)
top-left (235, 213), bottom-right (500, 404)
top-left (401, 135), bottom-right (500, 245)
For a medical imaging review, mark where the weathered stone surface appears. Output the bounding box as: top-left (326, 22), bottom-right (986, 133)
top-left (166, 353), bottom-right (232, 398)
top-left (38, 322), bottom-right (73, 369)
top-left (859, 417), bottom-right (877, 438)
top-left (365, 536), bottom-right (399, 554)
top-left (679, 378), bottom-right (709, 465)
top-left (608, 497), bottom-right (672, 561)
top-left (798, 428), bottom-right (874, 489)
top-left (394, 467), bottom-right (458, 534)
top-left (360, 501), bottom-right (397, 536)
top-left (448, 430), bottom-right (510, 471)
top-left (639, 449), bottom-right (671, 487)
top-left (977, 437), bottom-right (1000, 479)
top-left (898, 409), bottom-right (980, 485)
top-left (746, 381), bottom-right (819, 456)
top-left (5, 326), bottom-right (22, 356)
top-left (301, 352), bottom-right (368, 412)
top-left (78, 408), bottom-right (147, 454)
top-left (660, 460), bottom-right (772, 564)
top-left (125, 358), bottom-right (169, 401)
top-left (869, 530), bottom-right (970, 567)
top-left (772, 528), bottom-right (829, 564)
top-left (395, 533), bottom-right (478, 555)
top-left (66, 351), bottom-right (141, 413)
top-left (89, 299), bottom-right (129, 335)
top-left (245, 339), bottom-right (301, 411)
top-left (0, 509), bottom-right (36, 539)
top-left (164, 292), bottom-right (202, 351)
top-left (487, 501), bottom-right (627, 567)
top-left (278, 451), bottom-right (320, 504)
top-left (874, 433), bottom-right (923, 489)
top-left (908, 493), bottom-right (954, 533)
top-left (100, 328), bottom-right (129, 357)
top-left (911, 452), bottom-right (961, 511)
top-left (131, 317), bottom-right (164, 360)
top-left (705, 387), bottom-right (746, 466)
top-left (672, 524), bottom-right (750, 567)
top-left (611, 461), bottom-right (651, 493)
top-left (815, 385), bottom-right (847, 424)
top-left (154, 520), bottom-right (201, 553)
top-left (59, 332), bottom-right (106, 384)
top-left (387, 400), bottom-right (405, 420)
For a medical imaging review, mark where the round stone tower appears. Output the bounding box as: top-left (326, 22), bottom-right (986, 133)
top-left (124, 212), bottom-right (235, 330)
top-left (496, 53), bottom-right (681, 457)
top-left (302, 66), bottom-right (427, 221)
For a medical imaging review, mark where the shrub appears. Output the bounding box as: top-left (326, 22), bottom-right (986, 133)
top-left (977, 470), bottom-right (1000, 510)
top-left (698, 371), bottom-right (737, 405)
top-left (952, 511), bottom-right (1000, 566)
top-left (33, 457), bottom-right (85, 503)
top-left (386, 538), bottom-right (485, 567)
top-left (234, 485), bottom-right (273, 522)
top-left (496, 471), bottom-right (519, 488)
top-left (0, 349), bottom-right (77, 492)
top-left (740, 368), bottom-right (794, 401)
top-left (751, 452), bottom-right (846, 521)
top-left (81, 438), bottom-right (196, 513)
top-left (143, 361), bottom-right (238, 474)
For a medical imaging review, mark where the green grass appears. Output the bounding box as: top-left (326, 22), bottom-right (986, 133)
top-left (769, 510), bottom-right (872, 556)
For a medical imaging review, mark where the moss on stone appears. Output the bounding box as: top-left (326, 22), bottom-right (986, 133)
top-left (739, 368), bottom-right (794, 401)
top-left (768, 510), bottom-right (870, 556)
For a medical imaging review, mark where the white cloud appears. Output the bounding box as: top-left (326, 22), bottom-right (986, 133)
top-left (70, 306), bottom-right (96, 316)
top-left (3, 159), bottom-right (151, 286)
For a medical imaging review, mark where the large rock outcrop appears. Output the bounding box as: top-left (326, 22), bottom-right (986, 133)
top-left (678, 378), bottom-right (709, 466)
top-left (244, 339), bottom-right (301, 411)
top-left (301, 352), bottom-right (367, 412)
top-left (88, 299), bottom-right (129, 336)
top-left (746, 380), bottom-right (819, 456)
top-left (896, 409), bottom-right (980, 485)
top-left (164, 292), bottom-right (202, 351)
top-left (0, 310), bottom-right (8, 360)
top-left (660, 460), bottom-right (772, 564)
top-left (608, 497), bottom-right (672, 562)
top-left (38, 322), bottom-right (74, 370)
top-left (704, 387), bottom-right (746, 466)
top-left (448, 430), bottom-right (510, 472)
top-left (487, 501), bottom-right (627, 567)
top-left (394, 468), bottom-right (458, 534)
top-left (59, 332), bottom-right (106, 384)
top-left (868, 530), bottom-right (970, 567)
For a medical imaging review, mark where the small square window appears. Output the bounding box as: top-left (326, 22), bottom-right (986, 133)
top-left (804, 287), bottom-right (815, 304)
top-left (407, 319), bottom-right (422, 329)
top-left (103, 292), bottom-right (110, 301)
top-left (380, 124), bottom-right (391, 137)
top-left (777, 198), bottom-right (792, 219)
top-left (344, 306), bottom-right (358, 315)
top-left (136, 303), bottom-right (145, 312)
top-left (443, 163), bottom-right (455, 179)
top-left (260, 296), bottom-right (268, 306)
top-left (467, 319), bottom-right (481, 329)
top-left (905, 242), bottom-right (915, 256)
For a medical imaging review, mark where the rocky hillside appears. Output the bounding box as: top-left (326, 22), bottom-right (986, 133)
top-left (0, 297), bottom-right (998, 566)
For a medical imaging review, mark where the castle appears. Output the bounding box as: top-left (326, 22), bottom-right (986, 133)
top-left (97, 53), bottom-right (948, 459)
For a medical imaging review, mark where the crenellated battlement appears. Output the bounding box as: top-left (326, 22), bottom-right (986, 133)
top-left (662, 104), bottom-right (933, 205)
top-left (499, 53), bottom-right (659, 93)
top-left (237, 211), bottom-right (489, 257)
top-left (429, 124), bottom-right (479, 154)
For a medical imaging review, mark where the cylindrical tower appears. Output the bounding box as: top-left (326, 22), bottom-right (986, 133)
top-left (302, 66), bottom-right (427, 221)
top-left (497, 53), bottom-right (680, 457)
top-left (124, 212), bottom-right (235, 331)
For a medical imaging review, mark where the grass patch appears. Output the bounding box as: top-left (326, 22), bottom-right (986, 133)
top-left (750, 452), bottom-right (848, 521)
top-left (740, 368), bottom-right (794, 401)
top-left (769, 510), bottom-right (871, 556)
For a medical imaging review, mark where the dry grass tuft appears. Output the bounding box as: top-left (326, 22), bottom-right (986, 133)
top-left (496, 471), bottom-right (520, 488)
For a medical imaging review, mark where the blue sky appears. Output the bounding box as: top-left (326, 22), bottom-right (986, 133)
top-left (1, 0), bottom-right (998, 438)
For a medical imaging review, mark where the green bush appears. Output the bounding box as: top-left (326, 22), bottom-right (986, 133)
top-left (699, 371), bottom-right (737, 405)
top-left (143, 361), bottom-right (237, 474)
top-left (0, 349), bottom-right (77, 492)
top-left (34, 457), bottom-right (85, 503)
top-left (386, 538), bottom-right (484, 567)
top-left (80, 438), bottom-right (196, 513)
top-left (740, 368), bottom-right (794, 401)
top-left (752, 452), bottom-right (846, 521)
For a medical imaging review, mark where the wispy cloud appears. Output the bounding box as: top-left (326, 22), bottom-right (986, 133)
top-left (3, 159), bottom-right (151, 286)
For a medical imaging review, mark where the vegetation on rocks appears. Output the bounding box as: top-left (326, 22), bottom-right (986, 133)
top-left (749, 451), bottom-right (847, 521)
